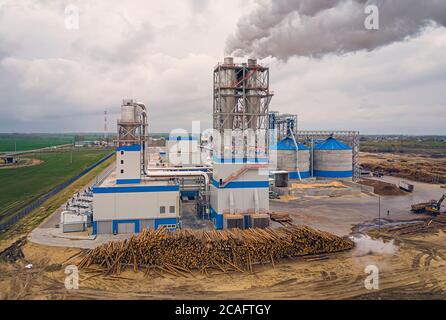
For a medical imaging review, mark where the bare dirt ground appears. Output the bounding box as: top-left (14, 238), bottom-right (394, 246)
top-left (361, 152), bottom-right (446, 184)
top-left (1, 224), bottom-right (446, 300)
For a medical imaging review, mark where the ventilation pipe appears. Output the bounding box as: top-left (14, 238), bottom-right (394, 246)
top-left (288, 128), bottom-right (302, 181)
top-left (135, 102), bottom-right (148, 174)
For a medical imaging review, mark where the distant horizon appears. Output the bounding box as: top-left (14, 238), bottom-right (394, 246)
top-left (1, 132), bottom-right (445, 137)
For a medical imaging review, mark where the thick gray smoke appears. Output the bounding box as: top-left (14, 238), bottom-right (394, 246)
top-left (226, 0), bottom-right (446, 59)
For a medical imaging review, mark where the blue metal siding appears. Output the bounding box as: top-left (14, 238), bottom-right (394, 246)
top-left (154, 217), bottom-right (178, 230)
top-left (210, 207), bottom-right (223, 230)
top-left (92, 221), bottom-right (97, 235)
top-left (93, 185), bottom-right (180, 194)
top-left (116, 179), bottom-right (141, 185)
top-left (181, 191), bottom-right (198, 199)
top-left (289, 171), bottom-right (311, 179)
top-left (313, 170), bottom-right (353, 178)
top-left (116, 144), bottom-right (141, 152)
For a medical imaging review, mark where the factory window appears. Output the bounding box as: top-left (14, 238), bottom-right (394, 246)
top-left (169, 205), bottom-right (175, 213)
top-left (120, 160), bottom-right (124, 165)
top-left (160, 206), bottom-right (166, 214)
top-left (121, 151), bottom-right (124, 155)
top-left (120, 169), bottom-right (124, 174)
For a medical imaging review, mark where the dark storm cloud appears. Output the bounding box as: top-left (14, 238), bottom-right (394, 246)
top-left (226, 0), bottom-right (446, 59)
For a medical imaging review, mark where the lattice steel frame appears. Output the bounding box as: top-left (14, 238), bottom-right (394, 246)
top-left (296, 130), bottom-right (360, 181)
top-left (213, 61), bottom-right (273, 157)
top-left (269, 111), bottom-right (298, 141)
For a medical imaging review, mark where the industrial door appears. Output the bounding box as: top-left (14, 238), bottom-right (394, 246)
top-left (117, 222), bottom-right (135, 234)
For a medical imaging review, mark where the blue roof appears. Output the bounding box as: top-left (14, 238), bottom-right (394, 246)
top-left (271, 137), bottom-right (309, 151)
top-left (314, 137), bottom-right (351, 150)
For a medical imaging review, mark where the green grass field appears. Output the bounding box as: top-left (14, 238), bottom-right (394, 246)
top-left (0, 148), bottom-right (112, 223)
top-left (360, 137), bottom-right (446, 155)
top-left (0, 133), bottom-right (107, 152)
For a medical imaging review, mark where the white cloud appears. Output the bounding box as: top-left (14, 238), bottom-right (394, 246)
top-left (0, 0), bottom-right (445, 134)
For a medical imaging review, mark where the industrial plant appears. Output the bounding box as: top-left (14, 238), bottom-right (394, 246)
top-left (58, 57), bottom-right (362, 235)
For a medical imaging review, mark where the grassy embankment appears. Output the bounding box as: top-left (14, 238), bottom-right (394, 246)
top-left (0, 149), bottom-right (112, 224)
top-left (0, 153), bottom-right (115, 244)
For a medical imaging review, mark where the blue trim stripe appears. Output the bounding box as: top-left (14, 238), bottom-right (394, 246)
top-left (211, 179), bottom-right (269, 189)
top-left (93, 185), bottom-right (180, 194)
top-left (154, 217), bottom-right (178, 230)
top-left (212, 157), bottom-right (269, 164)
top-left (289, 171), bottom-right (311, 179)
top-left (116, 179), bottom-right (141, 185)
top-left (313, 170), bottom-right (353, 178)
top-left (116, 144), bottom-right (141, 152)
top-left (181, 191), bottom-right (198, 198)
top-left (92, 221), bottom-right (97, 235)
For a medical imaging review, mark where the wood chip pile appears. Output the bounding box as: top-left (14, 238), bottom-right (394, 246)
top-left (79, 226), bottom-right (354, 275)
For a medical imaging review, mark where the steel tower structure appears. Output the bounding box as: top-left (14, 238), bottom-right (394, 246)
top-left (213, 57), bottom-right (273, 160)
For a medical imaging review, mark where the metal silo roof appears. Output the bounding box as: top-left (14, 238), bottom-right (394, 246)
top-left (271, 137), bottom-right (309, 150)
top-left (314, 137), bottom-right (351, 150)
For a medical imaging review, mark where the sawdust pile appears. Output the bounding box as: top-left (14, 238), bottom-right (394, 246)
top-left (361, 153), bottom-right (446, 184)
top-left (79, 226), bottom-right (354, 275)
top-left (358, 179), bottom-right (406, 196)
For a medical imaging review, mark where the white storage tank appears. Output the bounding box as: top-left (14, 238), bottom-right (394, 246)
top-left (271, 137), bottom-right (310, 179)
top-left (313, 137), bottom-right (352, 179)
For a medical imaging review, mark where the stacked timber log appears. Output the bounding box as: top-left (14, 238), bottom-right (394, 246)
top-left (79, 225), bottom-right (354, 275)
top-left (270, 212), bottom-right (293, 225)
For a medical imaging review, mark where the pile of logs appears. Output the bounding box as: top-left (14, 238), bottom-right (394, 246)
top-left (269, 212), bottom-right (293, 225)
top-left (79, 225), bottom-right (354, 275)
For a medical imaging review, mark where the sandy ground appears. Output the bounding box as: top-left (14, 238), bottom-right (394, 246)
top-left (1, 228), bottom-right (445, 299)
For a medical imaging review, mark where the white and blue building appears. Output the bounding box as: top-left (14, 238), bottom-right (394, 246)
top-left (210, 157), bottom-right (270, 229)
top-left (92, 144), bottom-right (180, 234)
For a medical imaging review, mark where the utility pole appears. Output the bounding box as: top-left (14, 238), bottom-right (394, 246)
top-left (378, 196), bottom-right (381, 232)
top-left (104, 110), bottom-right (108, 144)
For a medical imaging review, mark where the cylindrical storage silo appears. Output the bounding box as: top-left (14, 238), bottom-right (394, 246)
top-left (297, 144), bottom-right (311, 179)
top-left (313, 137), bottom-right (352, 179)
top-left (246, 58), bottom-right (260, 131)
top-left (220, 57), bottom-right (236, 130)
top-left (121, 104), bottom-right (136, 123)
top-left (271, 137), bottom-right (310, 179)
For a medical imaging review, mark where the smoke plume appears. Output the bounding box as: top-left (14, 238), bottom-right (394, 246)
top-left (351, 235), bottom-right (398, 256)
top-left (226, 0), bottom-right (446, 59)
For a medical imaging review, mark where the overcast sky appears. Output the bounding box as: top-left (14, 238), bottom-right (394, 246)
top-left (0, 0), bottom-right (445, 134)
